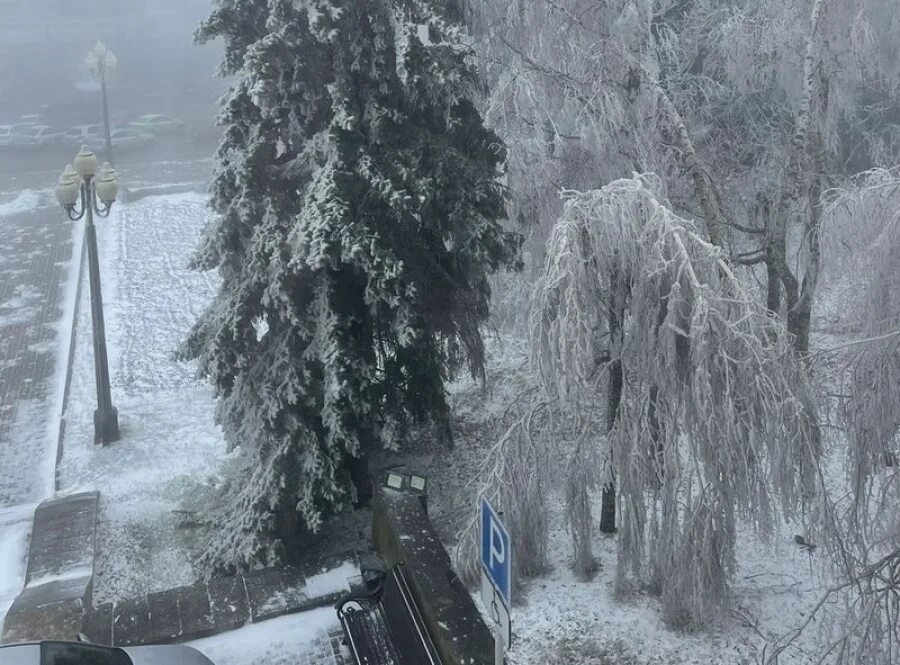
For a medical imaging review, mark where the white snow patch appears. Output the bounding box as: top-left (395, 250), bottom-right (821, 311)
top-left (416, 24), bottom-right (432, 46)
top-left (25, 566), bottom-right (93, 589)
top-left (0, 284), bottom-right (42, 328)
top-left (0, 504), bottom-right (33, 621)
top-left (303, 561), bottom-right (356, 598)
top-left (187, 607), bottom-right (339, 665)
top-left (0, 189), bottom-right (52, 217)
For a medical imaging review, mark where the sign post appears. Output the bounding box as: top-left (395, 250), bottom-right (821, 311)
top-left (480, 497), bottom-right (511, 664)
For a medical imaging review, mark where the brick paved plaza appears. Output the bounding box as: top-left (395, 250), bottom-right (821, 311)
top-left (0, 196), bottom-right (73, 507)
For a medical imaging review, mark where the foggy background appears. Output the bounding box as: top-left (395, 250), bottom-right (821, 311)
top-left (0, 0), bottom-right (224, 134)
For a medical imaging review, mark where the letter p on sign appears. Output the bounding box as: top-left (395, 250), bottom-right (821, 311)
top-left (480, 497), bottom-right (511, 606)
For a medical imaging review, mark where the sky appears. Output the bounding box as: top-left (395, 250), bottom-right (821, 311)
top-left (0, 0), bottom-right (225, 128)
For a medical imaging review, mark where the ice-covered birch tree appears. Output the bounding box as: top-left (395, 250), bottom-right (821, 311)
top-left (184, 0), bottom-right (521, 570)
top-left (531, 175), bottom-right (821, 627)
top-left (468, 0), bottom-right (900, 352)
top-left (792, 170), bottom-right (900, 664)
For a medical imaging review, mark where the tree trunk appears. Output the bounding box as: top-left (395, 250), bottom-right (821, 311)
top-left (274, 502), bottom-right (303, 563)
top-left (788, 104), bottom-right (827, 357)
top-left (600, 356), bottom-right (621, 533)
top-left (656, 85), bottom-right (727, 248)
top-left (601, 258), bottom-right (624, 534)
top-left (647, 385), bottom-right (664, 485)
top-left (346, 451), bottom-right (373, 508)
top-left (770, 0), bottom-right (826, 347)
top-left (765, 228), bottom-right (781, 315)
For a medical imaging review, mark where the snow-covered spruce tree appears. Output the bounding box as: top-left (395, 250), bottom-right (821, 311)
top-left (531, 175), bottom-right (821, 628)
top-left (185, 0), bottom-right (521, 571)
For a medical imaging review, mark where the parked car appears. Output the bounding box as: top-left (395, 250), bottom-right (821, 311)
top-left (64, 124), bottom-right (105, 147)
top-left (129, 114), bottom-right (185, 136)
top-left (107, 127), bottom-right (154, 150)
top-left (0, 123), bottom-right (38, 148)
top-left (0, 640), bottom-right (215, 665)
top-left (11, 125), bottom-right (66, 148)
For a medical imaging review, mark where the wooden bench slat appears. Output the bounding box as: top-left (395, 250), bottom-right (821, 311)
top-left (337, 564), bottom-right (441, 665)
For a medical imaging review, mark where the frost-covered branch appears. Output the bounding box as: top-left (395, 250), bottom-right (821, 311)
top-left (453, 394), bottom-right (553, 589)
top-left (530, 175), bottom-right (821, 627)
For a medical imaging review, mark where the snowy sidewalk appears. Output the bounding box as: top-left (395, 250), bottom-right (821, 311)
top-left (57, 192), bottom-right (225, 602)
top-left (0, 191), bottom-right (82, 623)
top-left (188, 608), bottom-right (348, 665)
top-left (50, 190), bottom-right (358, 663)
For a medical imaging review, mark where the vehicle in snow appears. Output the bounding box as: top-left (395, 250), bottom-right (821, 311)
top-left (64, 124), bottom-right (106, 148)
top-left (106, 128), bottom-right (155, 150)
top-left (0, 640), bottom-right (215, 665)
top-left (9, 125), bottom-right (66, 149)
top-left (0, 123), bottom-right (38, 148)
top-left (129, 114), bottom-right (186, 136)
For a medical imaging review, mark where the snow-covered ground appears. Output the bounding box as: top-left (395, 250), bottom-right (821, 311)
top-left (0, 504), bottom-right (33, 621)
top-left (10, 182), bottom-right (857, 662)
top-left (0, 190), bottom-right (54, 219)
top-left (418, 330), bottom-right (839, 665)
top-left (58, 191), bottom-right (226, 602)
top-left (494, 510), bottom-right (825, 664)
top-left (0, 206), bottom-right (83, 629)
top-left (188, 607), bottom-right (343, 665)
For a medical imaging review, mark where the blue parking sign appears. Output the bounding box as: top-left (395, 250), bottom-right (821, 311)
top-left (480, 497), bottom-right (511, 606)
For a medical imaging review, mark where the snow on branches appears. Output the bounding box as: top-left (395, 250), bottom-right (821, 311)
top-left (824, 170), bottom-right (900, 487)
top-left (452, 392), bottom-right (553, 590)
top-left (531, 175), bottom-right (821, 628)
top-left (794, 169), bottom-right (900, 665)
top-left (186, 0), bottom-right (521, 571)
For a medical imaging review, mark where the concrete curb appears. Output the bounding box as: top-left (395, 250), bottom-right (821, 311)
top-left (81, 551), bottom-right (361, 646)
top-left (1, 492), bottom-right (100, 644)
top-left (55, 230), bottom-right (87, 489)
top-left (119, 183), bottom-right (205, 203)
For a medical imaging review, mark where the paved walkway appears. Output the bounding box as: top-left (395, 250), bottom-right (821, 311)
top-left (303, 628), bottom-right (348, 665)
top-left (0, 159), bottom-right (357, 664)
top-left (0, 194), bottom-right (78, 621)
top-left (0, 197), bottom-right (73, 506)
top-left (0, 155), bottom-right (212, 625)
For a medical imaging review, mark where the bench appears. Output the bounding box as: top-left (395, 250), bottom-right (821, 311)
top-left (335, 563), bottom-right (442, 665)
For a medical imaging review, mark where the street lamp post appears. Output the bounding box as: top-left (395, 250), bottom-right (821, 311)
top-left (85, 42), bottom-right (117, 166)
top-left (55, 146), bottom-right (120, 445)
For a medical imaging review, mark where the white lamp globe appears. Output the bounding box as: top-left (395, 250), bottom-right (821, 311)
top-left (73, 146), bottom-right (99, 179)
